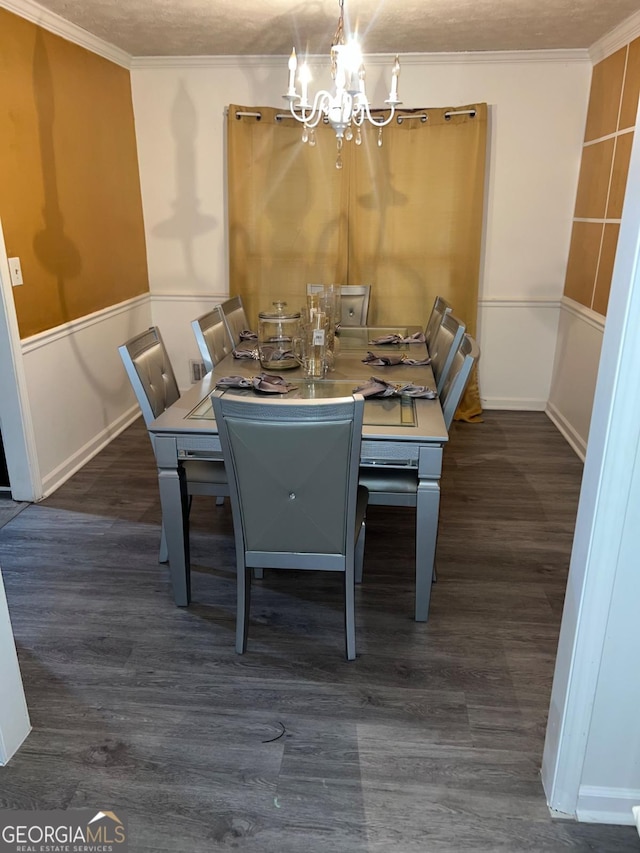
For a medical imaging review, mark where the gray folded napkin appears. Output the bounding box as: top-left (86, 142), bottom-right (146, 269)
top-left (239, 329), bottom-right (258, 341)
top-left (257, 345), bottom-right (299, 363)
top-left (368, 331), bottom-right (427, 345)
top-left (362, 351), bottom-right (431, 366)
top-left (216, 373), bottom-right (297, 393)
top-left (232, 347), bottom-right (259, 359)
top-left (354, 376), bottom-right (437, 399)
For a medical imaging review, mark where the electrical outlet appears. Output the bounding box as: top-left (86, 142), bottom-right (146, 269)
top-left (189, 360), bottom-right (207, 383)
top-left (7, 257), bottom-right (24, 287)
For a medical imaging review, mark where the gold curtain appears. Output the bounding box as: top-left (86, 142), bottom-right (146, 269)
top-left (227, 102), bottom-right (487, 420)
top-left (227, 105), bottom-right (350, 325)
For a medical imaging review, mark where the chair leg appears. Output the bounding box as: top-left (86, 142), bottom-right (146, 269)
top-left (253, 568), bottom-right (264, 580)
top-left (344, 564), bottom-right (356, 661)
top-left (159, 522), bottom-right (168, 564)
top-left (236, 564), bottom-right (251, 654)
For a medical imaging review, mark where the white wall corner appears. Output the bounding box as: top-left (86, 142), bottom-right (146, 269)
top-left (542, 95), bottom-right (640, 821)
top-left (0, 568), bottom-right (31, 765)
top-left (0, 219), bottom-right (43, 502)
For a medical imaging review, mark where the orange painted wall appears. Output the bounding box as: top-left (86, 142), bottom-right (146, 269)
top-left (0, 10), bottom-right (149, 338)
top-left (563, 38), bottom-right (640, 315)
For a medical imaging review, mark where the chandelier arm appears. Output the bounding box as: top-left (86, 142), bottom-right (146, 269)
top-left (358, 102), bottom-right (397, 128)
top-left (288, 91), bottom-right (333, 128)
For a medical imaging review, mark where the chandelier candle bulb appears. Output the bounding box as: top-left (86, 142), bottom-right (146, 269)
top-left (287, 49), bottom-right (297, 97)
top-left (299, 62), bottom-right (311, 107)
top-left (389, 56), bottom-right (400, 103)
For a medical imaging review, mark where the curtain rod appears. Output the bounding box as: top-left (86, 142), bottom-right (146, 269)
top-left (444, 109), bottom-right (476, 118)
top-left (234, 108), bottom-right (477, 123)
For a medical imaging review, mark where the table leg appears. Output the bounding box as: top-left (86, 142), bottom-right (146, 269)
top-left (414, 478), bottom-right (440, 621)
top-left (155, 435), bottom-right (191, 606)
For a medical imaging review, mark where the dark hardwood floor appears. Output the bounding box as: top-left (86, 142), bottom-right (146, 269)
top-left (0, 412), bottom-right (638, 852)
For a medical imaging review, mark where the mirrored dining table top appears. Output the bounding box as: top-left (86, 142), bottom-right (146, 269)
top-left (335, 326), bottom-right (417, 351)
top-left (188, 379), bottom-right (418, 428)
top-left (149, 326), bottom-right (448, 444)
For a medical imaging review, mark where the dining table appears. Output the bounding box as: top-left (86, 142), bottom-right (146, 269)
top-left (148, 325), bottom-right (448, 620)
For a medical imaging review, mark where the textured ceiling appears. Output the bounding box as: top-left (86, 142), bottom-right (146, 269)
top-left (28, 0), bottom-right (640, 56)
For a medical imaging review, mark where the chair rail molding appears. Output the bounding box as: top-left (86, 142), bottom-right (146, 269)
top-left (559, 296), bottom-right (606, 332)
top-left (21, 293), bottom-right (151, 354)
top-left (150, 292), bottom-right (229, 304)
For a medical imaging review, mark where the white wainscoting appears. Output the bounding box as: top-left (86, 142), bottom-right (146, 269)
top-left (150, 292), bottom-right (229, 390)
top-left (546, 298), bottom-right (605, 460)
top-left (477, 298), bottom-right (561, 411)
top-left (21, 295), bottom-right (152, 498)
top-left (19, 293), bottom-right (579, 499)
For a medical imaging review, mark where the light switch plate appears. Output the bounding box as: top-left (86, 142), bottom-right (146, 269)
top-left (7, 257), bottom-right (24, 287)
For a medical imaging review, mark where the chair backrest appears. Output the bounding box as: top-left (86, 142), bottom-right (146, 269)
top-left (307, 284), bottom-right (371, 326)
top-left (425, 295), bottom-right (453, 351)
top-left (191, 306), bottom-right (233, 372)
top-left (211, 392), bottom-right (364, 564)
top-left (430, 311), bottom-right (466, 395)
top-left (440, 334), bottom-right (480, 429)
top-left (118, 327), bottom-right (180, 426)
top-left (219, 296), bottom-right (250, 349)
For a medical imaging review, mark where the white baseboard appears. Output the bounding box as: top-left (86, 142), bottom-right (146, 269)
top-left (576, 786), bottom-right (640, 825)
top-left (40, 407), bottom-right (141, 499)
top-left (481, 396), bottom-right (547, 411)
top-left (546, 401), bottom-right (588, 461)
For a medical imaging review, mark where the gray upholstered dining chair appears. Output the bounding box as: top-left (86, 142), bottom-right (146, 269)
top-left (219, 295), bottom-right (251, 349)
top-left (118, 327), bottom-right (229, 564)
top-left (359, 333), bottom-right (480, 618)
top-left (425, 295), bottom-right (453, 352)
top-left (211, 390), bottom-right (368, 660)
top-left (307, 284), bottom-right (371, 326)
top-left (430, 311), bottom-right (466, 395)
top-left (191, 306), bottom-right (233, 372)
top-left (439, 334), bottom-right (480, 429)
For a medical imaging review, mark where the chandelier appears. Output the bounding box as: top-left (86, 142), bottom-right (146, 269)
top-left (283, 0), bottom-right (401, 168)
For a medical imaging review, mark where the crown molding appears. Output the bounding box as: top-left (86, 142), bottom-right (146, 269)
top-left (590, 9), bottom-right (640, 63)
top-left (131, 48), bottom-right (589, 70)
top-left (0, 1), bottom-right (593, 72)
top-left (0, 0), bottom-right (131, 68)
